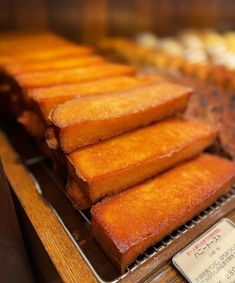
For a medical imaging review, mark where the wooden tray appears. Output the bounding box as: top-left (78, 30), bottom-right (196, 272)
top-left (0, 116), bottom-right (235, 283)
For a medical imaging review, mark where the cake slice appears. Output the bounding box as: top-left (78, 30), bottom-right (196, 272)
top-left (0, 32), bottom-right (71, 53)
top-left (67, 118), bottom-right (216, 203)
top-left (14, 63), bottom-right (135, 90)
top-left (45, 130), bottom-right (92, 210)
top-left (66, 178), bottom-right (92, 210)
top-left (0, 32), bottom-right (93, 65)
top-left (4, 55), bottom-right (105, 75)
top-left (51, 82), bottom-right (192, 152)
top-left (91, 154), bottom-right (235, 272)
top-left (31, 74), bottom-right (165, 121)
top-left (17, 72), bottom-right (154, 138)
top-left (0, 44), bottom-right (93, 65)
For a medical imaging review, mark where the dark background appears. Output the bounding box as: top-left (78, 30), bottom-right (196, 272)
top-left (0, 0), bottom-right (235, 43)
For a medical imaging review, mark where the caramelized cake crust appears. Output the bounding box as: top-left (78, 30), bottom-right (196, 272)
top-left (0, 45), bottom-right (93, 65)
top-left (52, 82), bottom-right (192, 152)
top-left (66, 178), bottom-right (92, 210)
top-left (91, 154), bottom-right (235, 272)
top-left (31, 75), bottom-right (164, 121)
top-left (14, 63), bottom-right (135, 89)
top-left (4, 55), bottom-right (105, 75)
top-left (67, 118), bottom-right (216, 203)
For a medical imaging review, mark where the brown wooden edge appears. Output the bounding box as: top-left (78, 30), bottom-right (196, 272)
top-left (0, 131), bottom-right (97, 283)
top-left (0, 159), bottom-right (35, 283)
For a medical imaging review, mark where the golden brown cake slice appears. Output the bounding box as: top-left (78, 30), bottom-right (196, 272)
top-left (66, 178), bottom-right (92, 210)
top-left (0, 32), bottom-right (70, 53)
top-left (67, 118), bottom-right (216, 203)
top-left (0, 33), bottom-right (93, 64)
top-left (31, 74), bottom-right (165, 121)
top-left (51, 82), bottom-right (191, 152)
top-left (4, 55), bottom-right (106, 75)
top-left (91, 154), bottom-right (235, 272)
top-left (14, 63), bottom-right (135, 90)
top-left (0, 44), bottom-right (93, 65)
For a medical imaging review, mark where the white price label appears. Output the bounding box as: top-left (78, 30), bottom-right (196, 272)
top-left (173, 218), bottom-right (235, 283)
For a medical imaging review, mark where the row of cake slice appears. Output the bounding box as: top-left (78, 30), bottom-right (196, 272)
top-left (0, 32), bottom-right (235, 273)
top-left (92, 153), bottom-right (235, 272)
